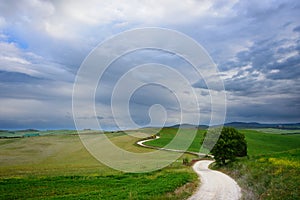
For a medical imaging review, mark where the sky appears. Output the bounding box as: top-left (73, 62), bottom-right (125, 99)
top-left (0, 0), bottom-right (299, 130)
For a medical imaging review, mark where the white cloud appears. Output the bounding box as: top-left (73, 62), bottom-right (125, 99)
top-left (0, 0), bottom-right (300, 128)
top-left (1, 55), bottom-right (30, 65)
top-left (58, 0), bottom-right (216, 25)
top-left (0, 16), bottom-right (6, 28)
top-left (0, 0), bottom-right (239, 42)
top-left (0, 41), bottom-right (74, 81)
top-left (0, 97), bottom-right (74, 128)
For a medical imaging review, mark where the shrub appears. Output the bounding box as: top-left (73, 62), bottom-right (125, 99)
top-left (203, 127), bottom-right (247, 165)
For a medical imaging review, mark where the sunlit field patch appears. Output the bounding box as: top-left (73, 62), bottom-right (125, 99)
top-left (0, 130), bottom-right (198, 199)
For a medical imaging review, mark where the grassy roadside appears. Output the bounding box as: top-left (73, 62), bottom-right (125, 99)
top-left (144, 128), bottom-right (205, 152)
top-left (2, 127), bottom-right (299, 199)
top-left (0, 170), bottom-right (197, 200)
top-left (213, 149), bottom-right (300, 200)
top-left (146, 127), bottom-right (300, 199)
top-left (0, 131), bottom-right (198, 199)
top-left (213, 130), bottom-right (300, 200)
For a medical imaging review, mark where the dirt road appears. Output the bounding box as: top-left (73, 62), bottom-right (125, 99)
top-left (137, 136), bottom-right (241, 200)
top-left (188, 160), bottom-right (241, 200)
top-left (137, 136), bottom-right (207, 157)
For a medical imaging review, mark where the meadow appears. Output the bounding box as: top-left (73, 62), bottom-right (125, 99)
top-left (144, 128), bottom-right (205, 153)
top-left (217, 129), bottom-right (300, 200)
top-left (1, 128), bottom-right (300, 199)
top-left (146, 128), bottom-right (300, 199)
top-left (0, 131), bottom-right (198, 200)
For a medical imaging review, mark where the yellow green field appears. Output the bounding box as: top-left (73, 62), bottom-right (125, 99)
top-left (143, 128), bottom-right (300, 199)
top-left (0, 131), bottom-right (198, 199)
top-left (1, 128), bottom-right (300, 199)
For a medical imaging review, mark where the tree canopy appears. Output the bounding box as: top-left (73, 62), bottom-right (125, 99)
top-left (203, 127), bottom-right (247, 165)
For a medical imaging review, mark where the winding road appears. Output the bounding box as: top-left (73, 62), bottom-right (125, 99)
top-left (188, 160), bottom-right (241, 200)
top-left (137, 136), bottom-right (207, 157)
top-left (137, 136), bottom-right (242, 200)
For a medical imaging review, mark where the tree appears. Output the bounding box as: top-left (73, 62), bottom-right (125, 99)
top-left (203, 127), bottom-right (247, 165)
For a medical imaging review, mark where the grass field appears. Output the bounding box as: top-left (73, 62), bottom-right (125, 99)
top-left (145, 128), bottom-right (300, 156)
top-left (0, 171), bottom-right (196, 199)
top-left (214, 129), bottom-right (300, 200)
top-left (144, 128), bottom-right (205, 152)
top-left (0, 131), bottom-right (198, 200)
top-left (144, 127), bottom-right (300, 199)
top-left (253, 128), bottom-right (300, 135)
top-left (216, 148), bottom-right (300, 200)
top-left (0, 129), bottom-right (77, 138)
top-left (240, 129), bottom-right (300, 155)
top-left (1, 127), bottom-right (300, 199)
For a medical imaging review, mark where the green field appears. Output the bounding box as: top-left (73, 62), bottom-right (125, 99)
top-left (145, 128), bottom-right (300, 156)
top-left (144, 128), bottom-right (205, 153)
top-left (216, 129), bottom-right (300, 200)
top-left (0, 131), bottom-right (198, 200)
top-left (216, 148), bottom-right (300, 200)
top-left (146, 127), bottom-right (300, 199)
top-left (0, 129), bottom-right (77, 138)
top-left (240, 129), bottom-right (300, 155)
top-left (253, 128), bottom-right (300, 135)
top-left (1, 128), bottom-right (300, 199)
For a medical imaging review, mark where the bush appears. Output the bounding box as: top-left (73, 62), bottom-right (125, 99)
top-left (182, 157), bottom-right (189, 165)
top-left (203, 127), bottom-right (247, 165)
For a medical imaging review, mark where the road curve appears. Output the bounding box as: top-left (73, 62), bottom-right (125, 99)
top-left (137, 136), bottom-right (207, 157)
top-left (136, 136), bottom-right (241, 200)
top-left (188, 160), bottom-right (241, 200)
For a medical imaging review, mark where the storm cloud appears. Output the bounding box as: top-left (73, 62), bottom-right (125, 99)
top-left (0, 0), bottom-right (299, 129)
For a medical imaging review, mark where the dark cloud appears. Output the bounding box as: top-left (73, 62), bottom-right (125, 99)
top-left (1, 0), bottom-right (300, 129)
top-left (192, 77), bottom-right (225, 91)
top-left (227, 96), bottom-right (300, 123)
top-left (266, 56), bottom-right (300, 80)
top-left (293, 26), bottom-right (300, 32)
top-left (128, 84), bottom-right (179, 126)
top-left (0, 118), bottom-right (75, 130)
top-left (0, 71), bottom-right (43, 83)
top-left (77, 116), bottom-right (104, 120)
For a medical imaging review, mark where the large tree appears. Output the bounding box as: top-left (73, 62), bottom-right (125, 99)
top-left (203, 127), bottom-right (247, 165)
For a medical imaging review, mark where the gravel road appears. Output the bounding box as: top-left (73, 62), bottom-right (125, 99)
top-left (137, 136), bottom-right (241, 200)
top-left (188, 160), bottom-right (241, 200)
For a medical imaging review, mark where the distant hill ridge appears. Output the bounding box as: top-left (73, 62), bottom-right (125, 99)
top-left (167, 124), bottom-right (208, 129)
top-left (167, 122), bottom-right (300, 130)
